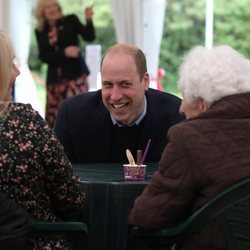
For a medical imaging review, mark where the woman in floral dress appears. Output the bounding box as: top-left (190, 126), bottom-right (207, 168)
top-left (0, 30), bottom-right (85, 249)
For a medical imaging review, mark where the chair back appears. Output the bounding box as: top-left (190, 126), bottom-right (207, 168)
top-left (0, 191), bottom-right (36, 250)
top-left (33, 221), bottom-right (89, 250)
top-left (127, 178), bottom-right (250, 250)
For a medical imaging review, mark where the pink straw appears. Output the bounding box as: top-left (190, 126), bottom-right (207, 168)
top-left (141, 139), bottom-right (151, 165)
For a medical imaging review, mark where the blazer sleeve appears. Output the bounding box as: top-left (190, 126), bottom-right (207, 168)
top-left (71, 14), bottom-right (96, 42)
top-left (128, 125), bottom-right (196, 229)
top-left (54, 99), bottom-right (77, 163)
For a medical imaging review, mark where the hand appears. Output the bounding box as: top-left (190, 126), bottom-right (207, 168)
top-left (85, 6), bottom-right (94, 20)
top-left (64, 46), bottom-right (80, 58)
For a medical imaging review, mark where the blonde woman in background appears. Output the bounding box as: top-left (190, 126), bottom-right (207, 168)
top-left (34, 0), bottom-right (95, 127)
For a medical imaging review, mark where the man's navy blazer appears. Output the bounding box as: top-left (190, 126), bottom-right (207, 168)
top-left (54, 88), bottom-right (184, 163)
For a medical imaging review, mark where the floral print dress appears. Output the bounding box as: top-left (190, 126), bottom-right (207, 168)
top-left (0, 103), bottom-right (85, 249)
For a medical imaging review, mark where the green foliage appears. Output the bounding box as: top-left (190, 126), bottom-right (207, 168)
top-left (160, 0), bottom-right (205, 94)
top-left (159, 0), bottom-right (250, 95)
top-left (214, 0), bottom-right (250, 56)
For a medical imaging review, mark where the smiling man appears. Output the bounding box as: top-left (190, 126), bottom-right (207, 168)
top-left (54, 43), bottom-right (184, 163)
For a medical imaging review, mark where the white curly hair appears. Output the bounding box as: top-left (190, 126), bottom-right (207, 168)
top-left (178, 45), bottom-right (250, 106)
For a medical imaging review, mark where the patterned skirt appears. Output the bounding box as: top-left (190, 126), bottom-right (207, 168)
top-left (45, 74), bottom-right (88, 128)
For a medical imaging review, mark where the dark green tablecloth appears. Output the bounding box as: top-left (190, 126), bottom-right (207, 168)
top-left (73, 163), bottom-right (158, 250)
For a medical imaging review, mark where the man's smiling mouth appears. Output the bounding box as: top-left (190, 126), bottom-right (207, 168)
top-left (112, 103), bottom-right (128, 109)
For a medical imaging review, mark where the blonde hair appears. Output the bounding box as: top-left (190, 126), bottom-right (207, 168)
top-left (34, 0), bottom-right (63, 31)
top-left (0, 30), bottom-right (13, 118)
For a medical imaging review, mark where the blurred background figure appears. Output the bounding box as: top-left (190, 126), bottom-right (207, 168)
top-left (34, 0), bottom-right (96, 127)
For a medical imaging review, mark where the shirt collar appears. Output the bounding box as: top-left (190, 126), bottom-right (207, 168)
top-left (111, 96), bottom-right (147, 127)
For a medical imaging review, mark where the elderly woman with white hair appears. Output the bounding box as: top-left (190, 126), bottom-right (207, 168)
top-left (129, 45), bottom-right (250, 250)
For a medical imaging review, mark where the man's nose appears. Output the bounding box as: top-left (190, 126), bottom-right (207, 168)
top-left (110, 86), bottom-right (122, 101)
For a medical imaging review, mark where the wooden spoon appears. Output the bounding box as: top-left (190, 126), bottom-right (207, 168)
top-left (126, 149), bottom-right (136, 166)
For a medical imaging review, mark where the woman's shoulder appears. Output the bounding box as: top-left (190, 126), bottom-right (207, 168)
top-left (4, 103), bottom-right (52, 136)
top-left (8, 103), bottom-right (44, 123)
top-left (168, 115), bottom-right (210, 143)
top-left (9, 102), bottom-right (35, 114)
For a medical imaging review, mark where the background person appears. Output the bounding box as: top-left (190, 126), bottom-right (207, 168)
top-left (0, 30), bottom-right (85, 249)
top-left (129, 45), bottom-right (250, 250)
top-left (34, 0), bottom-right (96, 127)
top-left (54, 43), bottom-right (184, 163)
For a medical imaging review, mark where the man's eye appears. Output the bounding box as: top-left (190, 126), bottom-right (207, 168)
top-left (102, 82), bottom-right (112, 88)
top-left (122, 82), bottom-right (130, 87)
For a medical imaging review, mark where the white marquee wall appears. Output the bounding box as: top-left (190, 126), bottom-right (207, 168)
top-left (111, 0), bottom-right (166, 81)
top-left (0, 0), bottom-right (44, 117)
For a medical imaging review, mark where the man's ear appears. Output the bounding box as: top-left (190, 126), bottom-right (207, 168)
top-left (143, 73), bottom-right (150, 90)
